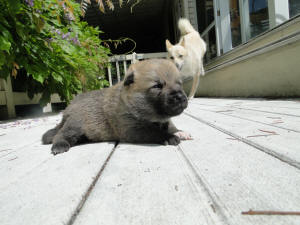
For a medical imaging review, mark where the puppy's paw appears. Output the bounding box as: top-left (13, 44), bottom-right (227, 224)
top-left (174, 131), bottom-right (193, 140)
top-left (51, 140), bottom-right (70, 155)
top-left (163, 134), bottom-right (181, 146)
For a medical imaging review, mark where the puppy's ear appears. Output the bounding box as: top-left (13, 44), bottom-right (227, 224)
top-left (124, 71), bottom-right (134, 86)
top-left (181, 38), bottom-right (185, 47)
top-left (165, 39), bottom-right (173, 50)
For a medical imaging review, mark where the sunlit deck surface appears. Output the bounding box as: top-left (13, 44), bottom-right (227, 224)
top-left (1, 98), bottom-right (300, 225)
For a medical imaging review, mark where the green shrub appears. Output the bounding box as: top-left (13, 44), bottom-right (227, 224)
top-left (0, 0), bottom-right (110, 105)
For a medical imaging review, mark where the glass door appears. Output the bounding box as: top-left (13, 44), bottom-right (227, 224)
top-left (199, 0), bottom-right (295, 58)
top-left (213, 0), bottom-right (233, 54)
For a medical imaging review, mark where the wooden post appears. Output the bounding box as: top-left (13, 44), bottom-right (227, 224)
top-left (43, 103), bottom-right (52, 113)
top-left (3, 76), bottom-right (16, 118)
top-left (116, 61), bottom-right (120, 83)
top-left (131, 52), bottom-right (137, 64)
top-left (107, 65), bottom-right (112, 87)
top-left (123, 61), bottom-right (127, 76)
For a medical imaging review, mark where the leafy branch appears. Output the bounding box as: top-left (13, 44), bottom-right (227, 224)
top-left (80, 0), bottom-right (143, 16)
top-left (0, 0), bottom-right (110, 105)
top-left (103, 37), bottom-right (136, 55)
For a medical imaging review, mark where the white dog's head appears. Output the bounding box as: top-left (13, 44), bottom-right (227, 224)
top-left (165, 39), bottom-right (187, 70)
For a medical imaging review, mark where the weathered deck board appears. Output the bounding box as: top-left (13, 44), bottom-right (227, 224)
top-left (186, 103), bottom-right (300, 169)
top-left (0, 128), bottom-right (115, 225)
top-left (173, 114), bottom-right (300, 225)
top-left (190, 103), bottom-right (300, 133)
top-left (0, 115), bottom-right (61, 157)
top-left (193, 98), bottom-right (300, 116)
top-left (73, 144), bottom-right (221, 225)
top-left (192, 98), bottom-right (300, 107)
top-left (1, 98), bottom-right (300, 225)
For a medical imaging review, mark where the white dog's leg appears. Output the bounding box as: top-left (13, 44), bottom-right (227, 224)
top-left (188, 71), bottom-right (200, 100)
top-left (201, 64), bottom-right (205, 76)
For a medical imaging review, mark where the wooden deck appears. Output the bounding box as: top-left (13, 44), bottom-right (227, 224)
top-left (1, 98), bottom-right (300, 225)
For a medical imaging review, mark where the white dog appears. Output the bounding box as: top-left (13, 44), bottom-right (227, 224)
top-left (166, 18), bottom-right (206, 99)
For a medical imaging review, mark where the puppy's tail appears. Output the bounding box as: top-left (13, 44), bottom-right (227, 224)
top-left (178, 18), bottom-right (195, 35)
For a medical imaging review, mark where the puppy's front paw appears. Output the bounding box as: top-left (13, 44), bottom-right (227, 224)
top-left (174, 131), bottom-right (193, 140)
top-left (164, 134), bottom-right (181, 146)
top-left (51, 140), bottom-right (70, 155)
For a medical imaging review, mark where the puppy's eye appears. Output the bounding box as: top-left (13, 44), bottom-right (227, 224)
top-left (152, 83), bottom-right (163, 89)
top-left (179, 55), bottom-right (183, 58)
top-left (170, 56), bottom-right (174, 60)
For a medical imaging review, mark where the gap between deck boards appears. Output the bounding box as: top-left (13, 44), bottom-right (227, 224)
top-left (192, 102), bottom-right (300, 133)
top-left (66, 141), bottom-right (230, 225)
top-left (66, 142), bottom-right (119, 225)
top-left (176, 144), bottom-right (231, 225)
top-left (183, 112), bottom-right (300, 170)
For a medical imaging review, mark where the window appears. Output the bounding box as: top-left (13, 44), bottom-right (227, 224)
top-left (248, 0), bottom-right (269, 38)
top-left (289, 0), bottom-right (300, 17)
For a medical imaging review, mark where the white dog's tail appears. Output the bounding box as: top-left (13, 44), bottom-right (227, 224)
top-left (178, 18), bottom-right (195, 35)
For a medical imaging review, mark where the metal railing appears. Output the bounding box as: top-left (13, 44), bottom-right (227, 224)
top-left (107, 52), bottom-right (167, 86)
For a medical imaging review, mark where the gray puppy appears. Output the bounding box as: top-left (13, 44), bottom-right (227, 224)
top-left (42, 59), bottom-right (188, 155)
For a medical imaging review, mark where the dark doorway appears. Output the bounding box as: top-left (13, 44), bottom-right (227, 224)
top-left (83, 0), bottom-right (182, 54)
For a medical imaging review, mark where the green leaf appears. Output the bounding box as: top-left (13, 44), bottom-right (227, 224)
top-left (32, 73), bottom-right (45, 83)
top-left (15, 22), bottom-right (27, 40)
top-left (52, 72), bottom-right (63, 83)
top-left (7, 0), bottom-right (21, 14)
top-left (0, 0), bottom-right (110, 105)
top-left (0, 36), bottom-right (11, 52)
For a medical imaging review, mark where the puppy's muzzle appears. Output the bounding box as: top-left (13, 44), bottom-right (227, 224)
top-left (167, 90), bottom-right (188, 115)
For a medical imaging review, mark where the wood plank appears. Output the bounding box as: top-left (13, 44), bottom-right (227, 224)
top-left (0, 115), bottom-right (61, 154)
top-left (13, 92), bottom-right (41, 105)
top-left (0, 91), bottom-right (6, 105)
top-left (172, 114), bottom-right (300, 225)
top-left (233, 105), bottom-right (300, 117)
top-left (136, 52), bottom-right (168, 60)
top-left (0, 142), bottom-right (115, 225)
top-left (0, 115), bottom-right (62, 187)
top-left (3, 76), bottom-right (15, 118)
top-left (116, 61), bottom-right (121, 82)
top-left (190, 103), bottom-right (300, 133)
top-left (50, 94), bottom-right (63, 103)
top-left (73, 144), bottom-right (222, 225)
top-left (194, 98), bottom-right (300, 115)
top-left (108, 66), bottom-right (112, 86)
top-left (186, 102), bottom-right (300, 168)
top-left (123, 60), bottom-right (127, 76)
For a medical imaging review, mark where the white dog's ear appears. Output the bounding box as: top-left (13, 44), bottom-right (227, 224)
top-left (165, 39), bottom-right (173, 50)
top-left (181, 38), bottom-right (185, 47)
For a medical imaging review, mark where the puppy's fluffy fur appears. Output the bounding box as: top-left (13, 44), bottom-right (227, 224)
top-left (166, 18), bottom-right (206, 99)
top-left (42, 59), bottom-right (188, 155)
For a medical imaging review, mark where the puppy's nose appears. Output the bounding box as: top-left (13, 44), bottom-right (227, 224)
top-left (170, 90), bottom-right (187, 104)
